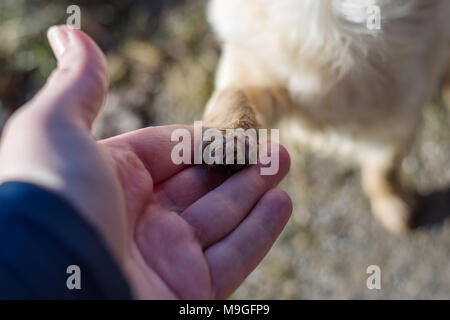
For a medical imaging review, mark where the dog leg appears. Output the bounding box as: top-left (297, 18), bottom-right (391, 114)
top-left (204, 86), bottom-right (291, 129)
top-left (361, 158), bottom-right (413, 234)
top-left (202, 45), bottom-right (291, 172)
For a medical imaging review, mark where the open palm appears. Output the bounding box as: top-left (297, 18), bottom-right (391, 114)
top-left (101, 126), bottom-right (291, 299)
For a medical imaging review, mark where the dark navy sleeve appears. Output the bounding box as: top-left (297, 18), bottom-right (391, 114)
top-left (0, 182), bottom-right (132, 300)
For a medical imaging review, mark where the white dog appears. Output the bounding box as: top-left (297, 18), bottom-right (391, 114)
top-left (202, 0), bottom-right (450, 233)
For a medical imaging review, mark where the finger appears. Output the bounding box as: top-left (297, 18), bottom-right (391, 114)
top-left (205, 189), bottom-right (292, 299)
top-left (101, 125), bottom-right (198, 184)
top-left (26, 25), bottom-right (109, 131)
top-left (181, 143), bottom-right (290, 249)
top-left (135, 207), bottom-right (212, 300)
top-left (155, 165), bottom-right (228, 213)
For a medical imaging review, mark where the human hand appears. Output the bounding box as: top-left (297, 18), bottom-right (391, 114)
top-left (0, 26), bottom-right (292, 299)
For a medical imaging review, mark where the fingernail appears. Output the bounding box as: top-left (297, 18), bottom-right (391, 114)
top-left (47, 26), bottom-right (70, 57)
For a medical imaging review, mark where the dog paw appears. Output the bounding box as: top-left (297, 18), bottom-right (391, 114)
top-left (201, 128), bottom-right (258, 174)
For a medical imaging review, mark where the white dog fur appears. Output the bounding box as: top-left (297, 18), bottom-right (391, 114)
top-left (203, 0), bottom-right (450, 233)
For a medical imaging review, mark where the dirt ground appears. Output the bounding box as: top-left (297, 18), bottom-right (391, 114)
top-left (1, 0), bottom-right (449, 299)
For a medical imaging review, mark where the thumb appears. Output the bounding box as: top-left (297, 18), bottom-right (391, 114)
top-left (27, 25), bottom-right (109, 131)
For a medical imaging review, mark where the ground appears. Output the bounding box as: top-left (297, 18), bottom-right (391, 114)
top-left (0, 0), bottom-right (449, 299)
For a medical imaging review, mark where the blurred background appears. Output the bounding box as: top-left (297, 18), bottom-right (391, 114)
top-left (1, 0), bottom-right (449, 299)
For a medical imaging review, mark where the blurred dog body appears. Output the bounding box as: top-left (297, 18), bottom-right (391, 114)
top-left (203, 0), bottom-right (450, 233)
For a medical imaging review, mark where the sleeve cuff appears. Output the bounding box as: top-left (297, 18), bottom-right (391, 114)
top-left (0, 182), bottom-right (132, 300)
